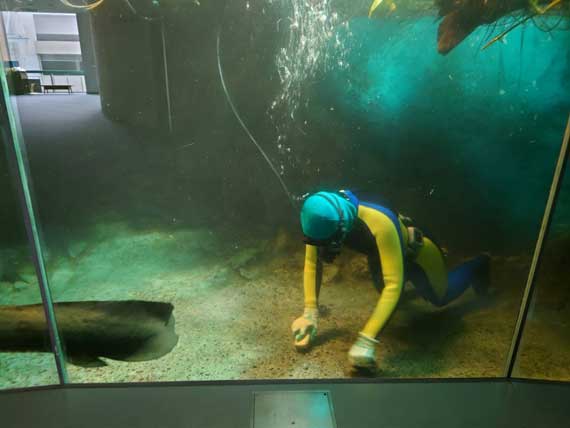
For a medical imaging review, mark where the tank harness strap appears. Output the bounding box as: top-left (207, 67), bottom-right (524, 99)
top-left (400, 214), bottom-right (433, 259)
top-left (340, 191), bottom-right (425, 259)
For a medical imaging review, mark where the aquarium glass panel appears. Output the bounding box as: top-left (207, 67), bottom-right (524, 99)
top-left (0, 25), bottom-right (60, 390)
top-left (513, 162), bottom-right (570, 381)
top-left (0, 129), bottom-right (60, 390)
top-left (1, 1), bottom-right (569, 383)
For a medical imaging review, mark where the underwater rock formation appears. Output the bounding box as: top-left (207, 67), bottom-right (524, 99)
top-left (0, 300), bottom-right (178, 366)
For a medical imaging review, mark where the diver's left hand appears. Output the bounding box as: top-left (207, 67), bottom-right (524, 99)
top-left (348, 333), bottom-right (379, 369)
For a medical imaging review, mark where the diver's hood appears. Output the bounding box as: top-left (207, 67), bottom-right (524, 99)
top-left (300, 191), bottom-right (357, 240)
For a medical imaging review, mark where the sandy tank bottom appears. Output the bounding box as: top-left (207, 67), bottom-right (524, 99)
top-left (1, 223), bottom-right (569, 388)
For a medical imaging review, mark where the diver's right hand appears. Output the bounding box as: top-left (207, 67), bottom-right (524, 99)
top-left (291, 308), bottom-right (318, 350)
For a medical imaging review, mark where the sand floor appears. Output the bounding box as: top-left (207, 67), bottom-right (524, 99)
top-left (2, 222), bottom-right (568, 389)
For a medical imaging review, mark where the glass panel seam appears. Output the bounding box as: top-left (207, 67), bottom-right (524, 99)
top-left (504, 114), bottom-right (570, 378)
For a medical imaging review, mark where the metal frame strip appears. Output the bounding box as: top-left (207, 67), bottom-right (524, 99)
top-left (504, 114), bottom-right (570, 377)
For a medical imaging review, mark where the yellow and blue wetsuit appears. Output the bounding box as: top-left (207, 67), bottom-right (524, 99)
top-left (302, 190), bottom-right (489, 340)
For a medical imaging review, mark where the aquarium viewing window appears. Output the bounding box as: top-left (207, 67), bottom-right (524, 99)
top-left (0, 0), bottom-right (569, 392)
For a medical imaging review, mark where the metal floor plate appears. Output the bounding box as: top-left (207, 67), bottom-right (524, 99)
top-left (252, 391), bottom-right (337, 428)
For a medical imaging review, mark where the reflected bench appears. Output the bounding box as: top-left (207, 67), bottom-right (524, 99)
top-left (42, 84), bottom-right (73, 94)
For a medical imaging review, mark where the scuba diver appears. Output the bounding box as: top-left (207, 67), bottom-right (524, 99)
top-left (291, 189), bottom-right (490, 369)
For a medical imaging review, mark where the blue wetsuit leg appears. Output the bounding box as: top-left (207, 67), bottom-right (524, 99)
top-left (407, 254), bottom-right (490, 307)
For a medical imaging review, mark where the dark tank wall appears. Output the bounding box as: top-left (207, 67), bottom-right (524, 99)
top-left (86, 0), bottom-right (570, 254)
top-left (90, 1), bottom-right (169, 130)
top-left (87, 0), bottom-right (293, 231)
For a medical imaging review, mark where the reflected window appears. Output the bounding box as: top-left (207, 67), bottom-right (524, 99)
top-left (39, 54), bottom-right (82, 72)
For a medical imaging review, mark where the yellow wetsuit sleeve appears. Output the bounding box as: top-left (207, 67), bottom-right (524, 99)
top-left (303, 244), bottom-right (319, 309)
top-left (359, 206), bottom-right (405, 339)
top-left (413, 237), bottom-right (448, 301)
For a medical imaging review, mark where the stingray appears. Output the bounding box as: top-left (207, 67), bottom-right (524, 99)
top-left (0, 300), bottom-right (178, 367)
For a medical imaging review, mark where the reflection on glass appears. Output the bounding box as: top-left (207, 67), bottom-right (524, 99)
top-left (514, 169), bottom-right (570, 381)
top-left (1, 0), bottom-right (569, 383)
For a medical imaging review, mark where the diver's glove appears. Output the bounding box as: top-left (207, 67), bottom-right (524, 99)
top-left (291, 308), bottom-right (319, 350)
top-left (348, 333), bottom-right (379, 368)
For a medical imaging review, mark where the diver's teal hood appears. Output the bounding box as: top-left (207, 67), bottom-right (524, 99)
top-left (300, 192), bottom-right (358, 240)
